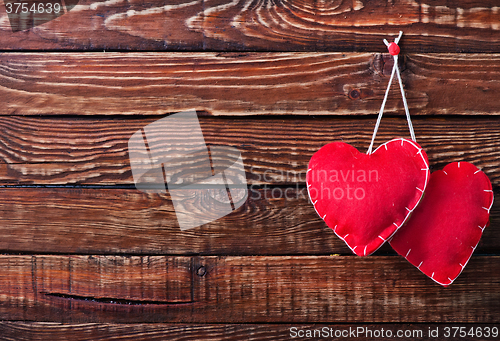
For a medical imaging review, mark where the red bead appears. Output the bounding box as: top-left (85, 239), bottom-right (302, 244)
top-left (388, 42), bottom-right (400, 56)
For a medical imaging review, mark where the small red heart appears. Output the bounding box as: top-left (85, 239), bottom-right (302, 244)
top-left (390, 162), bottom-right (494, 286)
top-left (307, 138), bottom-right (429, 256)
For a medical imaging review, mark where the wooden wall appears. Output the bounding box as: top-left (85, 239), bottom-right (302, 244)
top-left (0, 0), bottom-right (499, 339)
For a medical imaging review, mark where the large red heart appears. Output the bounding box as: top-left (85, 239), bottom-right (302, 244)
top-left (307, 138), bottom-right (429, 256)
top-left (390, 162), bottom-right (494, 286)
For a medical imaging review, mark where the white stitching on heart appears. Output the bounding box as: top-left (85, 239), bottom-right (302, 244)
top-left (406, 249), bottom-right (411, 258)
top-left (487, 196), bottom-right (494, 210)
top-left (407, 164), bottom-right (494, 287)
top-left (337, 233), bottom-right (358, 255)
top-left (311, 200), bottom-right (321, 217)
top-left (306, 138), bottom-right (430, 257)
top-left (375, 139), bottom-right (430, 251)
top-left (417, 261), bottom-right (423, 269)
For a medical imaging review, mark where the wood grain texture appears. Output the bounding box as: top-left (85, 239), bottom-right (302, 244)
top-left (0, 322), bottom-right (480, 341)
top-left (0, 186), bottom-right (499, 255)
top-left (0, 255), bottom-right (193, 303)
top-left (0, 0), bottom-right (497, 333)
top-left (0, 0), bottom-right (499, 52)
top-left (0, 116), bottom-right (499, 187)
top-left (0, 53), bottom-right (499, 116)
top-left (0, 255), bottom-right (498, 323)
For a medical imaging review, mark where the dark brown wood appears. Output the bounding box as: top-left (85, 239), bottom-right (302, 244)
top-left (0, 53), bottom-right (499, 116)
top-left (0, 0), bottom-right (498, 333)
top-left (0, 255), bottom-right (193, 303)
top-left (0, 187), bottom-right (499, 255)
top-left (0, 187), bottom-right (347, 255)
top-left (0, 116), bottom-right (500, 187)
top-left (0, 255), bottom-right (498, 323)
top-left (0, 0), bottom-right (499, 52)
top-left (0, 322), bottom-right (482, 341)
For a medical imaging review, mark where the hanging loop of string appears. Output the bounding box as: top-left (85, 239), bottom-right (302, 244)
top-left (367, 31), bottom-right (416, 155)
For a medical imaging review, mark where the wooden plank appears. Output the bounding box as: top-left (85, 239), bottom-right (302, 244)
top-left (0, 116), bottom-right (499, 187)
top-left (0, 255), bottom-right (193, 302)
top-left (0, 53), bottom-right (499, 116)
top-left (0, 255), bottom-right (194, 322)
top-left (0, 0), bottom-right (499, 52)
top-left (0, 255), bottom-right (498, 323)
top-left (0, 322), bottom-right (483, 340)
top-left (0, 187), bottom-right (349, 255)
top-left (0, 187), bottom-right (499, 255)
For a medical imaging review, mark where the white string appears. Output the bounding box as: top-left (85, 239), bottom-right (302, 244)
top-left (395, 57), bottom-right (416, 143)
top-left (367, 55), bottom-right (397, 155)
top-left (367, 31), bottom-right (416, 154)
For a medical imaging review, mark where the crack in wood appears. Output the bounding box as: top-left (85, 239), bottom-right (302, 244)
top-left (41, 292), bottom-right (195, 306)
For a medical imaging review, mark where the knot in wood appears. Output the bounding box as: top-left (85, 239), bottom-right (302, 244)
top-left (196, 266), bottom-right (206, 276)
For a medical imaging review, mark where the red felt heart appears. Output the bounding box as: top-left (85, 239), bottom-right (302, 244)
top-left (307, 138), bottom-right (429, 256)
top-left (390, 162), bottom-right (494, 286)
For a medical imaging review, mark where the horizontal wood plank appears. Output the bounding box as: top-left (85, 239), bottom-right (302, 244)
top-left (0, 255), bottom-right (498, 323)
top-left (0, 0), bottom-right (499, 52)
top-left (0, 255), bottom-right (193, 303)
top-left (0, 116), bottom-right (499, 187)
top-left (0, 53), bottom-right (499, 116)
top-left (0, 322), bottom-right (484, 340)
top-left (0, 187), bottom-right (499, 255)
